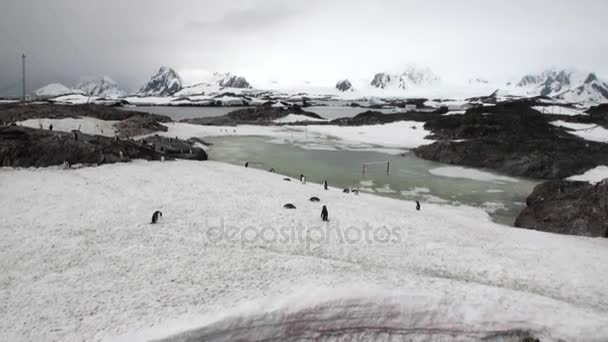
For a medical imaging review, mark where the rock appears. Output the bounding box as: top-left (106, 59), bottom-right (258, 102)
top-left (0, 103), bottom-right (171, 123)
top-left (330, 110), bottom-right (438, 126)
top-left (309, 197), bottom-right (320, 202)
top-left (0, 126), bottom-right (167, 167)
top-left (186, 104), bottom-right (324, 126)
top-left (515, 180), bottom-right (608, 237)
top-left (283, 203), bottom-right (296, 209)
top-left (141, 135), bottom-right (207, 161)
top-left (336, 80), bottom-right (353, 92)
top-left (113, 115), bottom-right (168, 138)
top-left (414, 101), bottom-right (608, 179)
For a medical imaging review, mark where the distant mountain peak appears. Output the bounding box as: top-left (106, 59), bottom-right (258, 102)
top-left (34, 83), bottom-right (79, 97)
top-left (76, 76), bottom-right (124, 98)
top-left (212, 72), bottom-right (251, 89)
top-left (517, 68), bottom-right (608, 103)
top-left (138, 67), bottom-right (182, 96)
top-left (370, 66), bottom-right (439, 90)
top-left (336, 79), bottom-right (353, 92)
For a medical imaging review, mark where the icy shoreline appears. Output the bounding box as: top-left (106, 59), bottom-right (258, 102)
top-left (1, 160), bottom-right (607, 341)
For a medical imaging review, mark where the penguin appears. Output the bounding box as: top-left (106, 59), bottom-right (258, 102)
top-left (416, 201), bottom-right (421, 211)
top-left (284, 203), bottom-right (296, 209)
top-left (245, 162), bottom-right (249, 168)
top-left (269, 168), bottom-right (275, 173)
top-left (323, 180), bottom-right (328, 190)
top-left (151, 210), bottom-right (163, 224)
top-left (343, 189), bottom-right (350, 194)
top-left (321, 205), bottom-right (329, 222)
top-left (352, 189), bottom-right (359, 195)
top-left (309, 197), bottom-right (321, 202)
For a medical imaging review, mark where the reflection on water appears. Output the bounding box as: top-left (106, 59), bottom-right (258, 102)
top-left (205, 136), bottom-right (537, 225)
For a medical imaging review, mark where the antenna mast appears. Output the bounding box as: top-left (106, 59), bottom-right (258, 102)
top-left (21, 53), bottom-right (26, 100)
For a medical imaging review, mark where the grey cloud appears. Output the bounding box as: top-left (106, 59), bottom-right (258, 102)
top-left (0, 0), bottom-right (607, 96)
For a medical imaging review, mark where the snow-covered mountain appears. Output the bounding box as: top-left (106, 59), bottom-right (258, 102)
top-left (173, 72), bottom-right (253, 96)
top-left (213, 72), bottom-right (251, 89)
top-left (370, 66), bottom-right (439, 90)
top-left (555, 73), bottom-right (608, 103)
top-left (336, 79), bottom-right (353, 92)
top-left (75, 76), bottom-right (125, 98)
top-left (138, 67), bottom-right (182, 96)
top-left (514, 69), bottom-right (608, 102)
top-left (34, 83), bottom-right (81, 98)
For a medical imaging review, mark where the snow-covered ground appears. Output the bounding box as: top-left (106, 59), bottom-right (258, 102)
top-left (533, 105), bottom-right (586, 116)
top-left (429, 166), bottom-right (519, 184)
top-left (567, 165), bottom-right (608, 184)
top-left (16, 117), bottom-right (118, 137)
top-left (151, 121), bottom-right (432, 149)
top-left (551, 120), bottom-right (608, 143)
top-left (272, 114), bottom-right (328, 123)
top-left (1, 160), bottom-right (607, 341)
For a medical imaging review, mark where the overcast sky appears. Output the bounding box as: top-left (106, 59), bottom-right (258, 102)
top-left (1, 0), bottom-right (607, 95)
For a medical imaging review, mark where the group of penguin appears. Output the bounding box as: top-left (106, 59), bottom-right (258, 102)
top-left (150, 165), bottom-right (421, 224)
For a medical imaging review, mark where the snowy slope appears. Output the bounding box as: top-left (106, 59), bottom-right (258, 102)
top-left (34, 83), bottom-right (81, 97)
top-left (0, 161), bottom-right (607, 341)
top-left (551, 120), bottom-right (608, 143)
top-left (568, 165), bottom-right (608, 184)
top-left (75, 76), bottom-right (125, 98)
top-left (17, 117), bottom-right (118, 137)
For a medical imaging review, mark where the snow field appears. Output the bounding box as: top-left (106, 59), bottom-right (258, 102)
top-left (1, 160), bottom-right (607, 340)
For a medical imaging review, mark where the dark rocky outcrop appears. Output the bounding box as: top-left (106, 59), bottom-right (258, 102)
top-left (586, 103), bottom-right (608, 127)
top-left (185, 102), bottom-right (324, 126)
top-left (515, 180), bottom-right (608, 237)
top-left (0, 103), bottom-right (171, 124)
top-left (113, 115), bottom-right (169, 138)
top-left (415, 101), bottom-right (608, 179)
top-left (0, 126), bottom-right (167, 167)
top-left (141, 135), bottom-right (207, 161)
top-left (336, 80), bottom-right (353, 92)
top-left (330, 110), bottom-right (439, 126)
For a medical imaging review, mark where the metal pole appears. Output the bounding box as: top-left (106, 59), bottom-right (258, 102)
top-left (21, 53), bottom-right (26, 100)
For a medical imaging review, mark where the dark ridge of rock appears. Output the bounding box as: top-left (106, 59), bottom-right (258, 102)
top-left (0, 125), bottom-right (167, 167)
top-left (515, 180), bottom-right (608, 237)
top-left (113, 115), bottom-right (169, 138)
top-left (0, 103), bottom-right (171, 123)
top-left (586, 103), bottom-right (608, 127)
top-left (140, 135), bottom-right (207, 161)
top-left (414, 101), bottom-right (608, 179)
top-left (330, 110), bottom-right (439, 126)
top-left (184, 103), bottom-right (324, 126)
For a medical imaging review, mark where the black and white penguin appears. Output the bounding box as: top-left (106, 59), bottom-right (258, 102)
top-left (321, 205), bottom-right (329, 222)
top-left (151, 210), bottom-right (163, 224)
